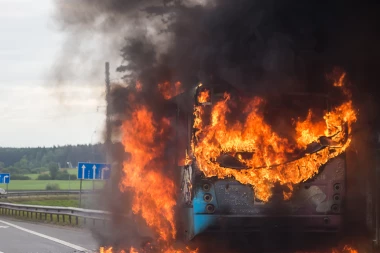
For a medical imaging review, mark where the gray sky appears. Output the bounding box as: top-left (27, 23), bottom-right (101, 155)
top-left (0, 0), bottom-right (120, 147)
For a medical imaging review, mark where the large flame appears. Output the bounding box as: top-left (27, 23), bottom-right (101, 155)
top-left (158, 81), bottom-right (183, 100)
top-left (104, 72), bottom-right (355, 252)
top-left (114, 87), bottom-right (197, 252)
top-left (193, 74), bottom-right (357, 201)
top-left (120, 105), bottom-right (176, 242)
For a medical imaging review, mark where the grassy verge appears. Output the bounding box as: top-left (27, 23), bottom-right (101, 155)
top-left (3, 180), bottom-right (104, 191)
top-left (8, 196), bottom-right (80, 207)
top-left (2, 195), bottom-right (100, 209)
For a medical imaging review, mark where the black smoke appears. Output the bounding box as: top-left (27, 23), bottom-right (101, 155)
top-left (54, 0), bottom-right (380, 251)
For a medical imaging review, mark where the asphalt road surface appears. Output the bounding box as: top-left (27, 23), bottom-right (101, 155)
top-left (0, 217), bottom-right (98, 253)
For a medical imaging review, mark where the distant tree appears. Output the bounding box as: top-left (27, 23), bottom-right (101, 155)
top-left (0, 144), bottom-right (106, 171)
top-left (48, 162), bottom-right (59, 180)
top-left (1, 168), bottom-right (10, 174)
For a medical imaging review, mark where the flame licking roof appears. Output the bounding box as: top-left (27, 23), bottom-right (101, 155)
top-left (192, 74), bottom-right (357, 201)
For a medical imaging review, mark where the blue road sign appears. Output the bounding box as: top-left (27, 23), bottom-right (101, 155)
top-left (0, 173), bottom-right (10, 184)
top-left (77, 163), bottom-right (111, 180)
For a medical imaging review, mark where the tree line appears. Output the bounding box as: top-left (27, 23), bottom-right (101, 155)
top-left (0, 144), bottom-right (106, 180)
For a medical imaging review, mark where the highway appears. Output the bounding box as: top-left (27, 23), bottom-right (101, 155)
top-left (0, 217), bottom-right (98, 253)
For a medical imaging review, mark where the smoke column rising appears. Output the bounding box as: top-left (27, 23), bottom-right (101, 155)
top-left (53, 0), bottom-right (380, 251)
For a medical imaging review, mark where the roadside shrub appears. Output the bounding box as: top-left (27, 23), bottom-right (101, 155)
top-left (30, 168), bottom-right (40, 174)
top-left (55, 170), bottom-right (68, 180)
top-left (37, 174), bottom-right (51, 180)
top-left (19, 169), bottom-right (30, 174)
top-left (55, 170), bottom-right (78, 180)
top-left (45, 183), bottom-right (60, 190)
top-left (11, 174), bottom-right (31, 180)
top-left (39, 167), bottom-right (49, 173)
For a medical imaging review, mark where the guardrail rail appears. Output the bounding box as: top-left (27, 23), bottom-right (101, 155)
top-left (0, 202), bottom-right (110, 226)
top-left (0, 190), bottom-right (100, 198)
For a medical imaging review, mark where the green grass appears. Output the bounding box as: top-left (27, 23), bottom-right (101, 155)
top-left (24, 169), bottom-right (76, 180)
top-left (4, 196), bottom-right (99, 209)
top-left (7, 196), bottom-right (80, 207)
top-left (65, 168), bottom-right (77, 175)
top-left (1, 180), bottom-right (104, 191)
top-left (23, 174), bottom-right (39, 180)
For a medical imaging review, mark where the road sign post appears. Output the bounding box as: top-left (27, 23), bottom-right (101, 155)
top-left (79, 179), bottom-right (82, 208)
top-left (0, 174), bottom-right (10, 193)
top-left (77, 163), bottom-right (111, 180)
top-left (77, 163), bottom-right (111, 207)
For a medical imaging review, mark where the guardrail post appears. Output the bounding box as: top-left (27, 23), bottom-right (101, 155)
top-left (57, 214), bottom-right (60, 223)
top-left (69, 215), bottom-right (72, 224)
top-left (75, 216), bottom-right (78, 225)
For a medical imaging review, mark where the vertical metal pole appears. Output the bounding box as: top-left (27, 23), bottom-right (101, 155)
top-left (105, 62), bottom-right (113, 197)
top-left (375, 142), bottom-right (379, 248)
top-left (174, 104), bottom-right (179, 170)
top-left (79, 179), bottom-right (83, 208)
top-left (105, 62), bottom-right (111, 164)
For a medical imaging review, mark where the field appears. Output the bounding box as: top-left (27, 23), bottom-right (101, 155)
top-left (1, 180), bottom-right (104, 191)
top-left (4, 195), bottom-right (100, 209)
top-left (24, 168), bottom-right (78, 180)
top-left (0, 168), bottom-right (105, 191)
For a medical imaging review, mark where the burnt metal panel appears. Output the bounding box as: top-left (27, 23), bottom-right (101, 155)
top-left (184, 155), bottom-right (346, 239)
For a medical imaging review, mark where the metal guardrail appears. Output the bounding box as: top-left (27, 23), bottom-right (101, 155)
top-left (0, 202), bottom-right (110, 226)
top-left (1, 190), bottom-right (100, 198)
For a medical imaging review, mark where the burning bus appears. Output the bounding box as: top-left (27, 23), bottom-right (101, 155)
top-left (175, 81), bottom-right (357, 241)
top-left (116, 72), bottom-right (357, 252)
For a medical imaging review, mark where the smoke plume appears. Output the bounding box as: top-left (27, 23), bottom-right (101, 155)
top-left (53, 0), bottom-right (380, 251)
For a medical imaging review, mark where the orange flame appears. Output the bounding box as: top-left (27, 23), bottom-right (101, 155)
top-left (193, 76), bottom-right (357, 201)
top-left (198, 90), bottom-right (210, 103)
top-left (158, 81), bottom-right (184, 100)
top-left (117, 90), bottom-right (198, 252)
top-left (108, 72), bottom-right (354, 253)
top-left (120, 106), bottom-right (176, 242)
top-left (99, 247), bottom-right (128, 253)
top-left (333, 72), bottom-right (346, 87)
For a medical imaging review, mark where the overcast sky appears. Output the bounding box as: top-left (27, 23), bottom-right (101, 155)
top-left (0, 0), bottom-right (121, 147)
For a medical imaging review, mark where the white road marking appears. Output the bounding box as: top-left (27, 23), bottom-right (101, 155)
top-left (0, 226), bottom-right (8, 228)
top-left (0, 219), bottom-right (90, 252)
